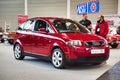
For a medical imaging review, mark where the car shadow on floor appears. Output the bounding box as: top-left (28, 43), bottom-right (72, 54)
top-left (22, 57), bottom-right (53, 68)
top-left (22, 56), bottom-right (108, 70)
top-left (66, 62), bottom-right (107, 70)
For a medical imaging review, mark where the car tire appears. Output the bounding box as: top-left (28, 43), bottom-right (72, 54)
top-left (8, 39), bottom-right (13, 45)
top-left (14, 44), bottom-right (25, 60)
top-left (51, 48), bottom-right (66, 69)
top-left (111, 43), bottom-right (118, 48)
top-left (1, 38), bottom-right (5, 43)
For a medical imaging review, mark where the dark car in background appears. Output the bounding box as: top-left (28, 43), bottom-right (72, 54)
top-left (107, 27), bottom-right (120, 48)
top-left (7, 31), bottom-right (15, 44)
top-left (0, 27), bottom-right (4, 43)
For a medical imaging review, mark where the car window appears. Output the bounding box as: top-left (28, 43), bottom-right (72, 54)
top-left (24, 20), bottom-right (34, 31)
top-left (52, 19), bottom-right (89, 33)
top-left (34, 20), bottom-right (54, 33)
top-left (18, 20), bottom-right (34, 31)
top-left (18, 22), bottom-right (26, 30)
top-left (46, 24), bottom-right (54, 33)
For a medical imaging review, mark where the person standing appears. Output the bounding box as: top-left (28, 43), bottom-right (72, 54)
top-left (95, 15), bottom-right (109, 39)
top-left (79, 14), bottom-right (92, 32)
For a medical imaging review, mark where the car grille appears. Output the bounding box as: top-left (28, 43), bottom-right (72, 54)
top-left (85, 41), bottom-right (105, 47)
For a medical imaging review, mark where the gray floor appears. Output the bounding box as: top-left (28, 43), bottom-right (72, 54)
top-left (97, 61), bottom-right (120, 80)
top-left (0, 43), bottom-right (120, 80)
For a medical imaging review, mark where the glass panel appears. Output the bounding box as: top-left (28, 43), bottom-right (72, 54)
top-left (50, 19), bottom-right (89, 33)
top-left (24, 20), bottom-right (34, 31)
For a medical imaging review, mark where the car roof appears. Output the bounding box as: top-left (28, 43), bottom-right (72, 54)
top-left (28, 17), bottom-right (70, 21)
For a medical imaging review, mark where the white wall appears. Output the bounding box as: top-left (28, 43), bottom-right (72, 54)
top-left (0, 0), bottom-right (24, 31)
top-left (118, 0), bottom-right (120, 14)
top-left (0, 0), bottom-right (118, 30)
top-left (28, 0), bottom-right (67, 18)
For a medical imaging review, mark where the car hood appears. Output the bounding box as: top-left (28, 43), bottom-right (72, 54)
top-left (60, 33), bottom-right (104, 41)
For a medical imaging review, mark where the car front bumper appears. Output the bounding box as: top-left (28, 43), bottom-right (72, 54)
top-left (67, 55), bottom-right (109, 64)
top-left (64, 45), bottom-right (110, 64)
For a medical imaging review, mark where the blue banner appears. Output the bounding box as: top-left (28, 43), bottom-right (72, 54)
top-left (88, 1), bottom-right (99, 13)
top-left (77, 0), bottom-right (99, 14)
top-left (77, 3), bottom-right (87, 14)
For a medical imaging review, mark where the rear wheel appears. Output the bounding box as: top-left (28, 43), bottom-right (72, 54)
top-left (110, 43), bottom-right (118, 48)
top-left (51, 48), bottom-right (66, 69)
top-left (14, 44), bottom-right (25, 60)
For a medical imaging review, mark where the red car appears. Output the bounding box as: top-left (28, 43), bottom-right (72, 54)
top-left (107, 35), bottom-right (120, 48)
top-left (13, 17), bottom-right (110, 69)
top-left (107, 27), bottom-right (120, 48)
top-left (117, 26), bottom-right (120, 35)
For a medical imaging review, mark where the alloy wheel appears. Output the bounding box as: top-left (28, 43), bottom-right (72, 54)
top-left (52, 48), bottom-right (65, 69)
top-left (14, 44), bottom-right (24, 60)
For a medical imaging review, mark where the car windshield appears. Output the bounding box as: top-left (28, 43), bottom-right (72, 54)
top-left (50, 19), bottom-right (89, 33)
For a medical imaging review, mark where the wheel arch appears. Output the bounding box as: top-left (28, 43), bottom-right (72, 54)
top-left (13, 40), bottom-right (23, 51)
top-left (50, 43), bottom-right (69, 60)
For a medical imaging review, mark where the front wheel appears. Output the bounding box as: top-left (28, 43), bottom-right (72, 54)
top-left (51, 48), bottom-right (66, 69)
top-left (14, 44), bottom-right (25, 60)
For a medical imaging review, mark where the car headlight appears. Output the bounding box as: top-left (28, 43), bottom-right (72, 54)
top-left (66, 40), bottom-right (82, 46)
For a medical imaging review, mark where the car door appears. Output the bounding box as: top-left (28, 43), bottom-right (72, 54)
top-left (32, 19), bottom-right (55, 56)
top-left (20, 20), bottom-right (35, 53)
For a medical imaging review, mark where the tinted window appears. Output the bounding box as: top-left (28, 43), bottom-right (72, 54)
top-left (18, 20), bottom-right (34, 31)
top-left (46, 23), bottom-right (54, 33)
top-left (51, 19), bottom-right (89, 33)
top-left (34, 20), bottom-right (54, 33)
top-left (18, 22), bottom-right (25, 30)
top-left (24, 20), bottom-right (34, 31)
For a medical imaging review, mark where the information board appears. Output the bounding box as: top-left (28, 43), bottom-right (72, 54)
top-left (77, 3), bottom-right (87, 14)
top-left (87, 1), bottom-right (99, 13)
top-left (77, 0), bottom-right (99, 14)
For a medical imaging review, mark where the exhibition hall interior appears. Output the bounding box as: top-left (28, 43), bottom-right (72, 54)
top-left (0, 0), bottom-right (120, 80)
